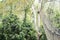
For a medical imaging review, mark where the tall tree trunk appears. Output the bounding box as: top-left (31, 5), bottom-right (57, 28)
top-left (32, 5), bottom-right (41, 40)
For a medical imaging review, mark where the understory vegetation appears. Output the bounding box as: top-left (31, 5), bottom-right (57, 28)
top-left (0, 14), bottom-right (38, 40)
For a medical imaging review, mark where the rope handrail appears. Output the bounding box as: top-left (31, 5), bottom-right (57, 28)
top-left (41, 12), bottom-right (60, 36)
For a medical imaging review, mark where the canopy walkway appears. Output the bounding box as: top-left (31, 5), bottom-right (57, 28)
top-left (40, 9), bottom-right (60, 40)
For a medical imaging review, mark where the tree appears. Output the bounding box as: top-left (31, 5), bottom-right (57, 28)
top-left (0, 14), bottom-right (21, 40)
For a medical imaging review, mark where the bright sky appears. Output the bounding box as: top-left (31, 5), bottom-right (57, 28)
top-left (0, 0), bottom-right (2, 1)
top-left (34, 0), bottom-right (39, 4)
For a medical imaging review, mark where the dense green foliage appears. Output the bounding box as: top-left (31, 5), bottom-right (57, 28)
top-left (44, 2), bottom-right (60, 28)
top-left (47, 7), bottom-right (60, 28)
top-left (0, 14), bottom-right (21, 40)
top-left (0, 14), bottom-right (37, 40)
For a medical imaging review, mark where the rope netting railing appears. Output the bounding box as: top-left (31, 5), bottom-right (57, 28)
top-left (40, 9), bottom-right (60, 40)
top-left (39, 0), bottom-right (60, 40)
